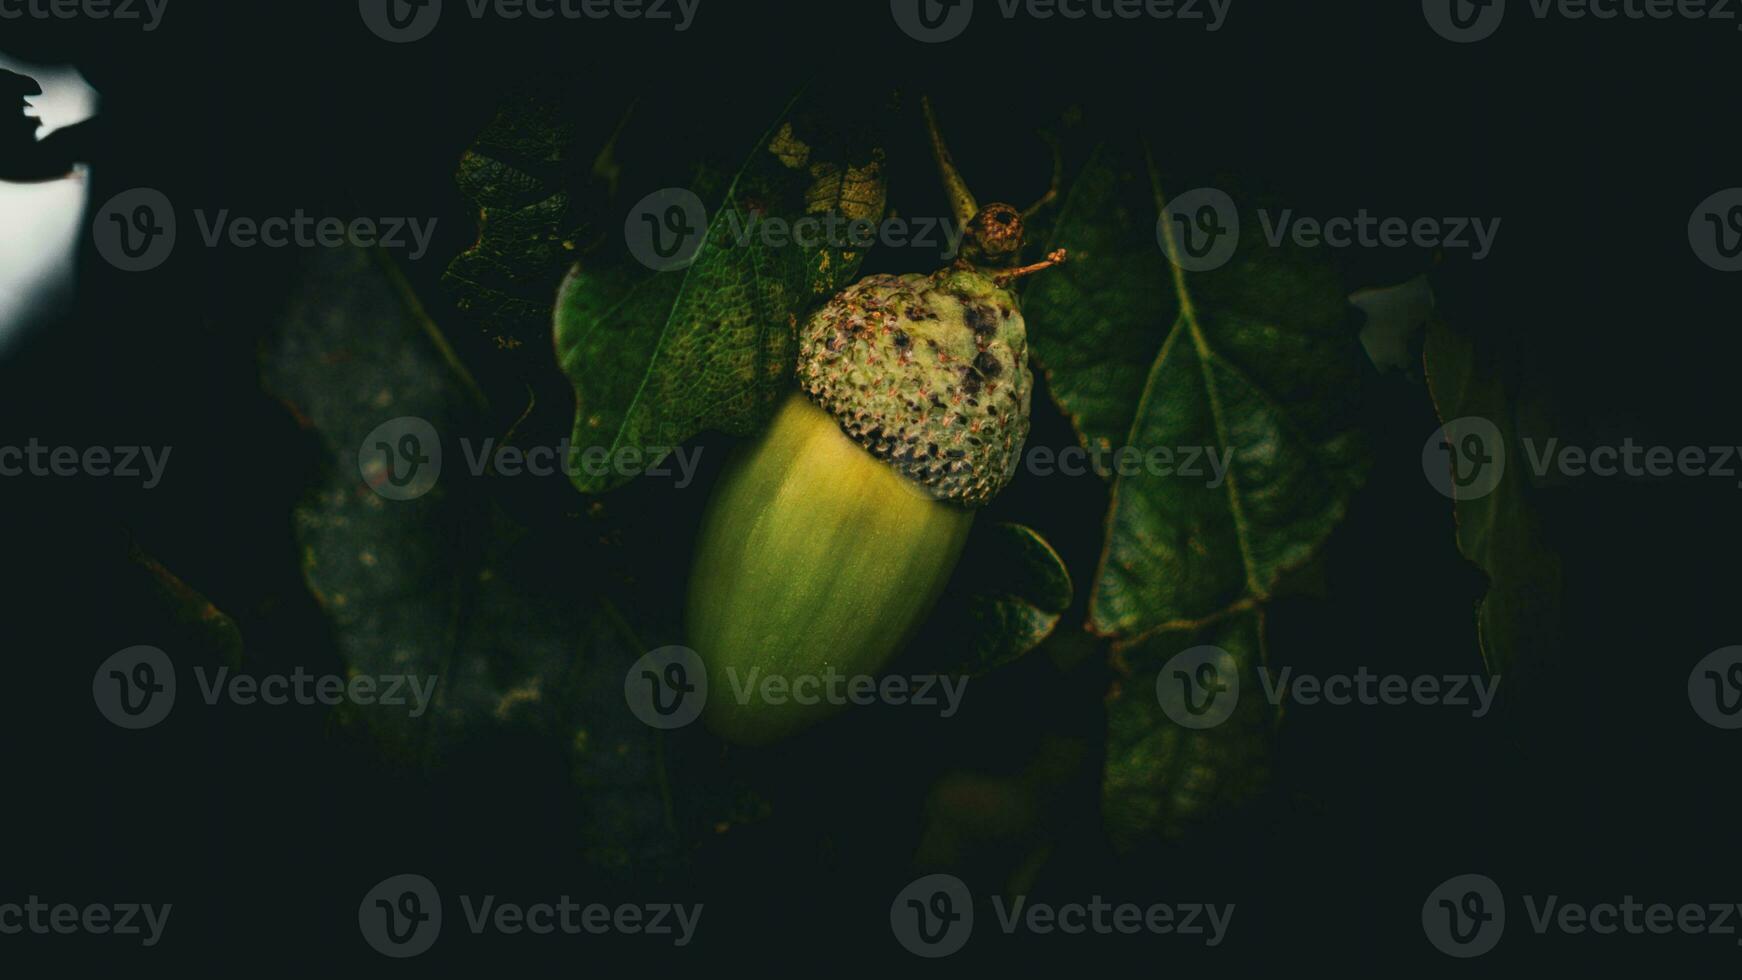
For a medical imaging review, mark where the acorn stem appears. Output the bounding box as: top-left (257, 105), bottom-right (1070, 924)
top-left (921, 95), bottom-right (981, 233)
top-left (993, 249), bottom-right (1068, 287)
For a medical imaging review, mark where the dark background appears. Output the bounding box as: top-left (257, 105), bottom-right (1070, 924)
top-left (2, 0), bottom-right (1736, 972)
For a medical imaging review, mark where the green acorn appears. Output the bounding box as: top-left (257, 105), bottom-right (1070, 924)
top-left (687, 98), bottom-right (1067, 744)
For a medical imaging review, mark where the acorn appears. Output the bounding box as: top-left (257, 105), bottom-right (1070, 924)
top-left (686, 98), bottom-right (1067, 743)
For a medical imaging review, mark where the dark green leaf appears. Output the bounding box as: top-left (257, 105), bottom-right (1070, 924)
top-left (1103, 609), bottom-right (1274, 849)
top-left (443, 85), bottom-right (593, 354)
top-left (1423, 314), bottom-right (1562, 687)
top-left (264, 247), bottom-right (748, 873)
top-left (553, 91), bottom-right (887, 493)
top-left (915, 522), bottom-right (1073, 677)
top-left (1025, 142), bottom-right (1369, 639)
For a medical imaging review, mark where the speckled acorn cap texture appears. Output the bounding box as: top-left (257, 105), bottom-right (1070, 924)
top-left (797, 265), bottom-right (1031, 506)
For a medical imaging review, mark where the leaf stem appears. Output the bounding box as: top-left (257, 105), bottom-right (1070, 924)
top-left (922, 95), bottom-right (980, 231)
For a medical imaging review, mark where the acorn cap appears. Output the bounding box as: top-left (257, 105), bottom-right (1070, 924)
top-left (797, 266), bottom-right (1031, 506)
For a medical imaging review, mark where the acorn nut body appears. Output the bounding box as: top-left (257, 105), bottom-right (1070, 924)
top-left (687, 264), bottom-right (1034, 744)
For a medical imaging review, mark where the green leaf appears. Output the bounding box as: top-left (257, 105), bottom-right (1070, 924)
top-left (264, 247), bottom-right (750, 873)
top-left (1024, 142), bottom-right (1369, 639)
top-left (1103, 609), bottom-right (1275, 849)
top-left (1423, 314), bottom-right (1563, 687)
top-left (443, 84), bottom-right (594, 354)
top-left (553, 91), bottom-right (887, 494)
top-left (912, 522), bottom-right (1073, 677)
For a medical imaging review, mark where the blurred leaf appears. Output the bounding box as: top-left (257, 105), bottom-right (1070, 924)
top-left (1103, 610), bottom-right (1274, 849)
top-left (122, 539), bottom-right (245, 669)
top-left (553, 89), bottom-right (887, 493)
top-left (1025, 142), bottom-right (1369, 639)
top-left (1423, 314), bottom-right (1562, 687)
top-left (915, 522), bottom-right (1072, 677)
top-left (264, 247), bottom-right (747, 873)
